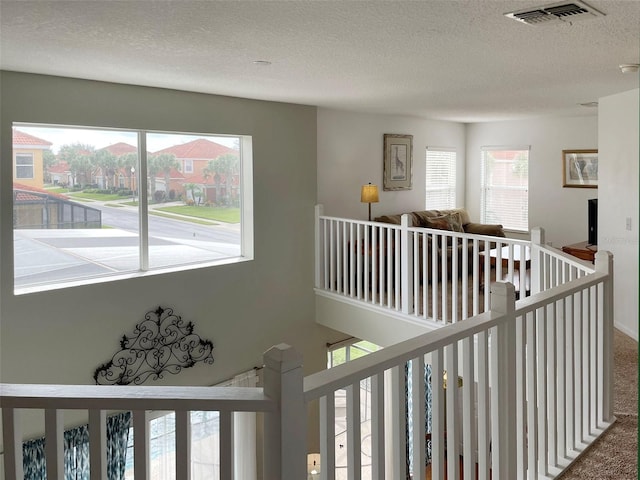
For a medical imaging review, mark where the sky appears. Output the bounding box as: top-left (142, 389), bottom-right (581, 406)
top-left (15, 124), bottom-right (239, 154)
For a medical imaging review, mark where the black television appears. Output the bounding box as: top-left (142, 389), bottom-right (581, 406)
top-left (588, 198), bottom-right (598, 246)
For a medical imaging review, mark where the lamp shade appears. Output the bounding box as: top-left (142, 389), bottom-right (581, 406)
top-left (360, 183), bottom-right (379, 203)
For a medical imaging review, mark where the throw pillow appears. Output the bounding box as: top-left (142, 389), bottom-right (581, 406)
top-left (374, 214), bottom-right (403, 225)
top-left (423, 215), bottom-right (451, 231)
top-left (443, 212), bottom-right (464, 233)
top-left (411, 211), bottom-right (438, 227)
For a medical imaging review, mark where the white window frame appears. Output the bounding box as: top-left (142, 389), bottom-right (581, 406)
top-left (425, 147), bottom-right (457, 210)
top-left (480, 145), bottom-right (530, 232)
top-left (184, 158), bottom-right (194, 173)
top-left (13, 123), bottom-right (254, 294)
top-left (15, 153), bottom-right (34, 179)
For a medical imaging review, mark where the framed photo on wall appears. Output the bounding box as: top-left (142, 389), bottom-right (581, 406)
top-left (383, 134), bottom-right (413, 191)
top-left (563, 149), bottom-right (598, 188)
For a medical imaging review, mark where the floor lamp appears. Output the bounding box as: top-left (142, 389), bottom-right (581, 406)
top-left (361, 183), bottom-right (379, 221)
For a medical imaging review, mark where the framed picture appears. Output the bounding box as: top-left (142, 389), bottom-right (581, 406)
top-left (383, 134), bottom-right (413, 191)
top-left (563, 149), bottom-right (598, 188)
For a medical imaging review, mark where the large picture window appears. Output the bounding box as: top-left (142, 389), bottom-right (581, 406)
top-left (12, 123), bottom-right (253, 293)
top-left (425, 147), bottom-right (456, 210)
top-left (480, 146), bottom-right (529, 232)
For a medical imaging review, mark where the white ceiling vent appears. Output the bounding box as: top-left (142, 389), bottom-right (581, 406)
top-left (505, 1), bottom-right (605, 25)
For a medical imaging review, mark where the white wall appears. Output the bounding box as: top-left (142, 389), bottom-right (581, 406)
top-left (598, 89), bottom-right (639, 340)
top-left (466, 116), bottom-right (598, 246)
top-left (0, 72), bottom-right (345, 444)
top-left (317, 108), bottom-right (466, 219)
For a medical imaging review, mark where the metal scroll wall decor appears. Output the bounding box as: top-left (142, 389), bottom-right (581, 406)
top-left (93, 306), bottom-right (214, 385)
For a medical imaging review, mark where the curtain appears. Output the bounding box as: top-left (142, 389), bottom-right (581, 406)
top-left (22, 411), bottom-right (131, 480)
top-left (64, 424), bottom-right (90, 479)
top-left (23, 438), bottom-right (45, 480)
top-left (406, 362), bottom-right (433, 477)
top-left (107, 411), bottom-right (131, 479)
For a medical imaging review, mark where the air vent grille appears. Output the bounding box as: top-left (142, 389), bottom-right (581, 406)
top-left (505, 1), bottom-right (604, 25)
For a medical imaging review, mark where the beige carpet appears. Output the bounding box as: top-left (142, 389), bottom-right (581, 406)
top-left (557, 328), bottom-right (638, 479)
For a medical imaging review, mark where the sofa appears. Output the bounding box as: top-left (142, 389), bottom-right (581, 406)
top-left (373, 208), bottom-right (506, 282)
top-left (374, 207), bottom-right (505, 239)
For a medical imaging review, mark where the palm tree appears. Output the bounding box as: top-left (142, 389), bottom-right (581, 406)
top-left (182, 182), bottom-right (202, 205)
top-left (93, 149), bottom-right (118, 189)
top-left (205, 154), bottom-right (239, 206)
top-left (43, 149), bottom-right (56, 183)
top-left (118, 152), bottom-right (138, 192)
top-left (58, 143), bottom-right (96, 187)
top-left (148, 153), bottom-right (179, 201)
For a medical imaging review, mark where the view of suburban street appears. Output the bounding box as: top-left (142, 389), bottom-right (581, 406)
top-left (14, 195), bottom-right (241, 288)
top-left (12, 125), bottom-right (244, 290)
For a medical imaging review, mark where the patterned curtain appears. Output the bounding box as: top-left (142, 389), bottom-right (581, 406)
top-left (406, 362), bottom-right (433, 477)
top-left (107, 411), bottom-right (131, 479)
top-left (64, 425), bottom-right (90, 479)
top-left (23, 438), bottom-right (45, 480)
top-left (22, 411), bottom-right (131, 480)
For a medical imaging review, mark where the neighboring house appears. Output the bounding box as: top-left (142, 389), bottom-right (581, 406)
top-left (12, 128), bottom-right (52, 189)
top-left (182, 172), bottom-right (239, 205)
top-left (153, 138), bottom-right (238, 201)
top-left (155, 167), bottom-right (185, 199)
top-left (93, 142), bottom-right (138, 190)
top-left (96, 142), bottom-right (138, 190)
top-left (47, 161), bottom-right (73, 187)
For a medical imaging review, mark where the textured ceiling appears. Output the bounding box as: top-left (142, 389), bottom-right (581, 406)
top-left (1, 0), bottom-right (639, 122)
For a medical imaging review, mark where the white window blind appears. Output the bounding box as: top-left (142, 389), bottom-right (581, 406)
top-left (425, 147), bottom-right (456, 209)
top-left (480, 146), bottom-right (529, 232)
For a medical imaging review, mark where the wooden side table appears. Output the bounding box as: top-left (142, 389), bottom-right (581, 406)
top-left (562, 241), bottom-right (597, 263)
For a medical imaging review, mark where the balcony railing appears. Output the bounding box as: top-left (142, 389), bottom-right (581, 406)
top-left (1, 210), bottom-right (614, 480)
top-left (315, 205), bottom-right (596, 325)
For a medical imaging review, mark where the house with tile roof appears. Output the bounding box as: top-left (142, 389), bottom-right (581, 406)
top-left (47, 161), bottom-right (72, 186)
top-left (12, 128), bottom-right (53, 189)
top-left (95, 142), bottom-right (138, 191)
top-left (153, 138), bottom-right (238, 203)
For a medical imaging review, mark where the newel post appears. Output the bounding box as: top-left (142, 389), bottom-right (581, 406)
top-left (595, 250), bottom-right (614, 423)
top-left (530, 227), bottom-right (545, 294)
top-left (263, 344), bottom-right (306, 480)
top-left (315, 205), bottom-right (324, 289)
top-left (490, 282), bottom-right (517, 479)
top-left (400, 213), bottom-right (413, 314)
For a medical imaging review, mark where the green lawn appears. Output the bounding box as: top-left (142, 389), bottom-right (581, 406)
top-left (155, 205), bottom-right (240, 223)
top-left (150, 211), bottom-right (217, 225)
top-left (68, 192), bottom-right (124, 201)
top-left (45, 186), bottom-right (69, 194)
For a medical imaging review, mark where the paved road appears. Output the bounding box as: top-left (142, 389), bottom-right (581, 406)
top-left (14, 201), bottom-right (241, 289)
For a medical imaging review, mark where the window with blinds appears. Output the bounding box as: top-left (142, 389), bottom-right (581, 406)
top-left (425, 147), bottom-right (456, 209)
top-left (480, 146), bottom-right (529, 232)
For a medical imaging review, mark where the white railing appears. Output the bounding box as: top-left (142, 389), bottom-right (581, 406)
top-left (315, 205), bottom-right (596, 325)
top-left (2, 212), bottom-right (612, 480)
top-left (305, 250), bottom-right (613, 479)
top-left (0, 345), bottom-right (307, 480)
